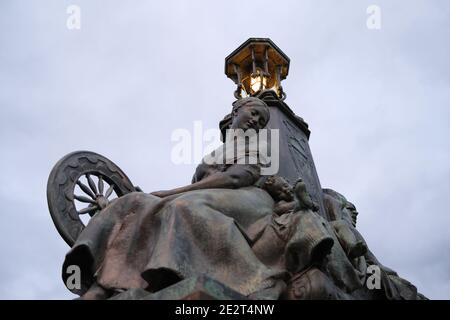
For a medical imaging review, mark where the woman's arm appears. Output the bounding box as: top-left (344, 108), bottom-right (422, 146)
top-left (151, 164), bottom-right (260, 197)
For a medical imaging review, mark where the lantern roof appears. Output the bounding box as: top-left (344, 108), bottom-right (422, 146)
top-left (225, 38), bottom-right (290, 85)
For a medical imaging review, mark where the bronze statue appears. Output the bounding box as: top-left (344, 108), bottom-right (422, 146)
top-left (47, 95), bottom-right (426, 300)
top-left (47, 38), bottom-right (426, 300)
top-left (60, 97), bottom-right (288, 299)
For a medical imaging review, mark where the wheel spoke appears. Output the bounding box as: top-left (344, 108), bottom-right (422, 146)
top-left (78, 205), bottom-right (99, 215)
top-left (74, 194), bottom-right (96, 204)
top-left (98, 176), bottom-right (104, 195)
top-left (76, 180), bottom-right (96, 200)
top-left (86, 174), bottom-right (98, 195)
top-left (105, 184), bottom-right (114, 198)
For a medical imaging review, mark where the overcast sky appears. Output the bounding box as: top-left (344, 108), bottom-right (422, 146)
top-left (0, 0), bottom-right (449, 299)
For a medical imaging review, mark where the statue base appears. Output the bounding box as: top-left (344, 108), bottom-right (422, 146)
top-left (110, 275), bottom-right (247, 300)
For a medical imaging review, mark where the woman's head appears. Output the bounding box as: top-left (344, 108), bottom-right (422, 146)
top-left (229, 97), bottom-right (270, 131)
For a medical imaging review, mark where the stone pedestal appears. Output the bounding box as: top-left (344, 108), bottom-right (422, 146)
top-left (259, 91), bottom-right (328, 220)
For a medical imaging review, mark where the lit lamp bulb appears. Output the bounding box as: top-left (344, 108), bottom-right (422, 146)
top-left (250, 74), bottom-right (267, 94)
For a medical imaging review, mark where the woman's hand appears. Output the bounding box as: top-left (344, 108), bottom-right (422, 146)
top-left (150, 164), bottom-right (259, 198)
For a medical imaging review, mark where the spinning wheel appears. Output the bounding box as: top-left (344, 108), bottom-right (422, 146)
top-left (47, 151), bottom-right (136, 246)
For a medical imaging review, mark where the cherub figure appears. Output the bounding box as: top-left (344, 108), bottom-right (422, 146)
top-left (262, 175), bottom-right (295, 215)
top-left (251, 175), bottom-right (333, 275)
top-left (262, 175), bottom-right (319, 216)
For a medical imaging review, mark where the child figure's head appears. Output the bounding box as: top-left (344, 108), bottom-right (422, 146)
top-left (263, 175), bottom-right (294, 202)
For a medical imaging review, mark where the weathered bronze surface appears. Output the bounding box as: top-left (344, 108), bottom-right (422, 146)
top-left (47, 39), bottom-right (426, 300)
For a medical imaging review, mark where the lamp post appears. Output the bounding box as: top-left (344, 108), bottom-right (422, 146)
top-left (225, 38), bottom-right (329, 219)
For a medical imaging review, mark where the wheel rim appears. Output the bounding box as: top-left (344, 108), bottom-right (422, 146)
top-left (47, 151), bottom-right (135, 246)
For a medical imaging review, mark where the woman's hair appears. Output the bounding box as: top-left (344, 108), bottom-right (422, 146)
top-left (231, 97), bottom-right (270, 123)
top-left (219, 97), bottom-right (270, 141)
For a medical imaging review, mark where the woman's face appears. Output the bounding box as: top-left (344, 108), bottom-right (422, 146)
top-left (230, 104), bottom-right (269, 131)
